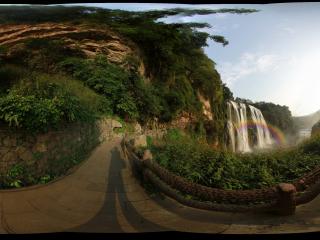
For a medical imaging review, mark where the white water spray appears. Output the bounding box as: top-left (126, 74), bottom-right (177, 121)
top-left (227, 102), bottom-right (236, 152)
top-left (227, 100), bottom-right (273, 152)
top-left (248, 105), bottom-right (273, 149)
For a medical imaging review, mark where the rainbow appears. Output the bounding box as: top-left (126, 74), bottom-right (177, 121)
top-left (233, 120), bottom-right (287, 146)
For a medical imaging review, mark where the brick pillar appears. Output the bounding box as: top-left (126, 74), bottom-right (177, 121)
top-left (275, 183), bottom-right (296, 215)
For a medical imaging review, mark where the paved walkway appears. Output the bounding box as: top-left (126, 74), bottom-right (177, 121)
top-left (0, 138), bottom-right (319, 233)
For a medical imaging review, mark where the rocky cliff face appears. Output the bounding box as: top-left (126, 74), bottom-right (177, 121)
top-left (197, 91), bottom-right (213, 121)
top-left (0, 23), bottom-right (142, 67)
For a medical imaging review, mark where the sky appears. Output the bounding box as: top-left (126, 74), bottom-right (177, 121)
top-left (50, 3), bottom-right (320, 116)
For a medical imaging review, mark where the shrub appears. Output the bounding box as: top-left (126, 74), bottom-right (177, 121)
top-left (300, 134), bottom-right (320, 155)
top-left (0, 80), bottom-right (94, 132)
top-left (58, 55), bottom-right (139, 120)
top-left (23, 73), bottom-right (112, 115)
top-left (150, 132), bottom-right (320, 190)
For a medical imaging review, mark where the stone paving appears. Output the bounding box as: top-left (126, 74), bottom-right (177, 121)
top-left (0, 138), bottom-right (319, 233)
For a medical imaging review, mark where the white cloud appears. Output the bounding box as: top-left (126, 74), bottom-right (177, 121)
top-left (216, 51), bottom-right (320, 116)
top-left (213, 13), bottom-right (229, 19)
top-left (283, 27), bottom-right (295, 34)
top-left (277, 21), bottom-right (296, 35)
top-left (232, 23), bottom-right (240, 29)
top-left (217, 52), bottom-right (280, 87)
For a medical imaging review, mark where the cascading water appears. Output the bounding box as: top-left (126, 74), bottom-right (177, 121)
top-left (227, 100), bottom-right (273, 152)
top-left (239, 102), bottom-right (251, 152)
top-left (227, 102), bottom-right (236, 152)
top-left (248, 105), bottom-right (273, 148)
top-left (228, 101), bottom-right (251, 152)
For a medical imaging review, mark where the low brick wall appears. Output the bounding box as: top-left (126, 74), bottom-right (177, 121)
top-left (0, 122), bottom-right (100, 185)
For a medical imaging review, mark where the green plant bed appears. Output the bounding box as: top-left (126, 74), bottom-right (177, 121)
top-left (149, 132), bottom-right (320, 190)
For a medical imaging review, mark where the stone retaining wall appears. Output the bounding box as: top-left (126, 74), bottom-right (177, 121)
top-left (0, 122), bottom-right (100, 182)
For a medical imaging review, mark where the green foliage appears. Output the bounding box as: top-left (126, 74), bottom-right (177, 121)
top-left (0, 65), bottom-right (28, 95)
top-left (210, 35), bottom-right (229, 46)
top-left (0, 78), bottom-right (94, 132)
top-left (39, 174), bottom-right (52, 184)
top-left (30, 73), bottom-right (111, 115)
top-left (151, 133), bottom-right (320, 190)
top-left (164, 128), bottom-right (185, 142)
top-left (300, 134), bottom-right (320, 155)
top-left (222, 83), bottom-right (233, 101)
top-left (146, 135), bottom-right (153, 147)
top-left (6, 164), bottom-right (25, 188)
top-left (1, 163), bottom-right (36, 188)
top-left (58, 56), bottom-right (139, 120)
top-left (58, 55), bottom-right (187, 123)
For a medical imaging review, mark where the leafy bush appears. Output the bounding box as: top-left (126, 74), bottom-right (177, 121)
top-left (300, 134), bottom-right (320, 155)
top-left (24, 73), bottom-right (112, 115)
top-left (5, 164), bottom-right (25, 188)
top-left (164, 128), bottom-right (185, 142)
top-left (151, 133), bottom-right (320, 190)
top-left (0, 80), bottom-right (94, 132)
top-left (0, 163), bottom-right (38, 188)
top-left (58, 56), bottom-right (140, 120)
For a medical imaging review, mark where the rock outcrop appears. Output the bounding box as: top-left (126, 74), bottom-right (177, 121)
top-left (197, 91), bottom-right (213, 120)
top-left (98, 118), bottom-right (123, 142)
top-left (130, 134), bottom-right (147, 148)
top-left (0, 23), bottom-right (138, 66)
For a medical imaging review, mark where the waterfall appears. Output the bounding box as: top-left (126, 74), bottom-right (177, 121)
top-left (248, 105), bottom-right (273, 148)
top-left (239, 102), bottom-right (251, 152)
top-left (228, 101), bottom-right (251, 152)
top-left (227, 102), bottom-right (236, 152)
top-left (227, 100), bottom-right (273, 152)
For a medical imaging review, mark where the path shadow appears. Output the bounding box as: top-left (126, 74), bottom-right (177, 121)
top-left (69, 146), bottom-right (170, 233)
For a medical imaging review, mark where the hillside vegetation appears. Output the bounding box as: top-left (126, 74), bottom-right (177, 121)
top-left (0, 5), bottom-right (258, 145)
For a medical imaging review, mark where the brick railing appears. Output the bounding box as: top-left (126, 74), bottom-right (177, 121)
top-left (121, 138), bottom-right (320, 215)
